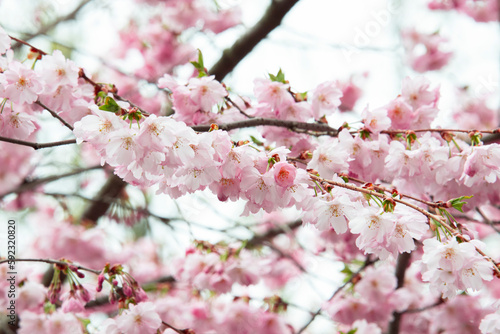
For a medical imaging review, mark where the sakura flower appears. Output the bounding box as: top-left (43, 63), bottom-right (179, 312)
top-left (135, 114), bottom-right (177, 152)
top-left (348, 206), bottom-right (396, 257)
top-left (421, 238), bottom-right (493, 299)
top-left (401, 76), bottom-right (439, 109)
top-left (461, 144), bottom-right (500, 187)
top-left (18, 311), bottom-right (48, 334)
top-left (46, 312), bottom-right (84, 334)
top-left (308, 133), bottom-right (351, 178)
top-left (0, 108), bottom-right (37, 139)
top-left (254, 77), bottom-right (294, 111)
top-left (16, 281), bottom-right (46, 312)
top-left (350, 320), bottom-right (382, 334)
top-left (386, 97), bottom-right (414, 129)
top-left (116, 302), bottom-right (162, 334)
top-left (0, 25), bottom-right (10, 54)
top-left (480, 309), bottom-right (500, 334)
top-left (402, 28), bottom-right (452, 73)
top-left (37, 49), bottom-right (79, 87)
top-left (1, 61), bottom-right (43, 104)
top-left (187, 75), bottom-right (227, 111)
top-left (273, 162), bottom-right (296, 188)
top-left (204, 6), bottom-right (242, 33)
top-left (303, 191), bottom-right (355, 234)
top-left (311, 80), bottom-right (343, 118)
top-left (105, 127), bottom-right (141, 166)
top-left (362, 105), bottom-right (391, 133)
top-left (380, 206), bottom-right (428, 259)
top-left (73, 106), bottom-right (126, 146)
top-left (240, 167), bottom-right (278, 206)
top-left (338, 79), bottom-right (362, 112)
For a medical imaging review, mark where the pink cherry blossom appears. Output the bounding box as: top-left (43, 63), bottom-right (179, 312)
top-left (273, 162), bottom-right (296, 188)
top-left (0, 25), bottom-right (10, 54)
top-left (311, 81), bottom-right (343, 118)
top-left (187, 75), bottom-right (227, 111)
top-left (253, 78), bottom-right (294, 111)
top-left (362, 105), bottom-right (391, 133)
top-left (1, 61), bottom-right (43, 104)
top-left (116, 302), bottom-right (162, 334)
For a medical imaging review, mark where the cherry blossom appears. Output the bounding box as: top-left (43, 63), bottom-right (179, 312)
top-left (1, 61), bottom-right (43, 104)
top-left (116, 302), bottom-right (162, 334)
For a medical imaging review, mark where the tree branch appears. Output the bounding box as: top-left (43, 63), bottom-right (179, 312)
top-left (11, 0), bottom-right (93, 50)
top-left (0, 136), bottom-right (76, 150)
top-left (208, 0), bottom-right (301, 81)
top-left (35, 100), bottom-right (74, 131)
top-left (0, 258), bottom-right (101, 275)
top-left (387, 252), bottom-right (412, 334)
top-left (0, 165), bottom-right (102, 199)
top-left (192, 117), bottom-right (339, 136)
top-left (296, 256), bottom-right (376, 334)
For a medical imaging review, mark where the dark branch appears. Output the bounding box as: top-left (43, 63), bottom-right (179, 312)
top-left (388, 252), bottom-right (412, 334)
top-left (208, 0), bottom-right (301, 81)
top-left (36, 100), bottom-right (74, 131)
top-left (0, 136), bottom-right (76, 150)
top-left (191, 117), bottom-right (339, 136)
top-left (0, 165), bottom-right (102, 199)
top-left (11, 0), bottom-right (92, 50)
top-left (296, 256), bottom-right (376, 334)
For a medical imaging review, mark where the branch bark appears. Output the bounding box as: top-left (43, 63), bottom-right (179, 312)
top-left (208, 0), bottom-right (301, 81)
top-left (387, 252), bottom-right (412, 334)
top-left (192, 117), bottom-right (339, 136)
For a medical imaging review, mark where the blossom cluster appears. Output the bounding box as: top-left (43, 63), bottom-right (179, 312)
top-left (0, 1), bottom-right (499, 332)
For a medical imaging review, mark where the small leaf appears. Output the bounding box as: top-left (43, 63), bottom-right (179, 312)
top-left (190, 49), bottom-right (207, 77)
top-left (99, 96), bottom-right (120, 113)
top-left (269, 68), bottom-right (286, 83)
top-left (448, 195), bottom-right (473, 213)
top-left (249, 135), bottom-right (264, 146)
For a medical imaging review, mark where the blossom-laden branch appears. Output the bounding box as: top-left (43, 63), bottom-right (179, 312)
top-left (310, 173), bottom-right (500, 277)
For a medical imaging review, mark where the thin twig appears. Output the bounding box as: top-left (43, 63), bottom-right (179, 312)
top-left (0, 165), bottom-right (102, 199)
top-left (36, 100), bottom-right (74, 131)
top-left (296, 256), bottom-right (375, 334)
top-left (11, 0), bottom-right (93, 49)
top-left (0, 258), bottom-right (101, 275)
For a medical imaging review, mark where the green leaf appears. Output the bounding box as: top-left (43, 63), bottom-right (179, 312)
top-left (190, 49), bottom-right (207, 77)
top-left (448, 195), bottom-right (473, 213)
top-left (269, 68), bottom-right (286, 83)
top-left (250, 135), bottom-right (264, 146)
top-left (99, 96), bottom-right (120, 113)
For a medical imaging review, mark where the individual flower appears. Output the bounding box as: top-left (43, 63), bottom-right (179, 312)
top-left (0, 25), bottom-right (11, 54)
top-left (311, 81), bottom-right (343, 118)
top-left (1, 61), bottom-right (43, 104)
top-left (361, 105), bottom-right (391, 133)
top-left (273, 162), bottom-right (297, 188)
top-left (37, 49), bottom-right (79, 87)
top-left (116, 302), bottom-right (162, 334)
top-left (253, 78), bottom-right (294, 111)
top-left (480, 308), bottom-right (500, 334)
top-left (187, 75), bottom-right (227, 111)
